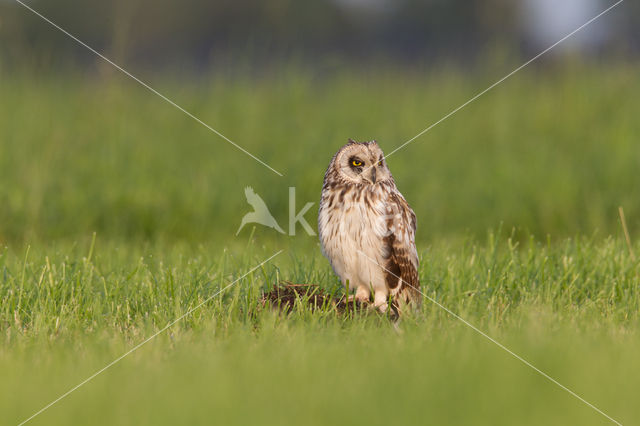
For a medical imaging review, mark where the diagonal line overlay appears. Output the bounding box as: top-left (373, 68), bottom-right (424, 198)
top-left (381, 0), bottom-right (624, 163)
top-left (14, 0), bottom-right (283, 177)
top-left (17, 250), bottom-right (284, 426)
top-left (356, 249), bottom-right (623, 426)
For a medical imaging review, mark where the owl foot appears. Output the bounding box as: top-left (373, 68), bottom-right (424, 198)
top-left (372, 295), bottom-right (400, 320)
top-left (373, 291), bottom-right (390, 314)
top-left (373, 301), bottom-right (388, 313)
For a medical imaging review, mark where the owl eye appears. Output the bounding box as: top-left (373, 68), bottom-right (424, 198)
top-left (351, 159), bottom-right (363, 167)
top-left (377, 160), bottom-right (383, 167)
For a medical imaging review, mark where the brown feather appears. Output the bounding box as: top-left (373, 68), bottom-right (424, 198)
top-left (385, 193), bottom-right (421, 305)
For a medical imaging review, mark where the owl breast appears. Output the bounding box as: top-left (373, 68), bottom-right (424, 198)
top-left (318, 183), bottom-right (392, 292)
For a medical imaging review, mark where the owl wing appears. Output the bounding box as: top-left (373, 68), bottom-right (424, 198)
top-left (384, 192), bottom-right (421, 303)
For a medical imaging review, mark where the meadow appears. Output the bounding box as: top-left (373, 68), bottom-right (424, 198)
top-left (1, 60), bottom-right (639, 425)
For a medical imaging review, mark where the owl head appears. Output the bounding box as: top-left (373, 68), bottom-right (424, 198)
top-left (328, 139), bottom-right (393, 186)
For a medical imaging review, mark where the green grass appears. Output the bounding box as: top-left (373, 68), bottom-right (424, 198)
top-left (1, 236), bottom-right (639, 425)
top-left (1, 60), bottom-right (639, 425)
top-left (0, 60), bottom-right (638, 243)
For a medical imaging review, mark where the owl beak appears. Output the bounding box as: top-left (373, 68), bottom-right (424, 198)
top-left (370, 167), bottom-right (377, 184)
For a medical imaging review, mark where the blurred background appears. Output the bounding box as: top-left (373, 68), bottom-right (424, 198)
top-left (1, 0), bottom-right (639, 69)
top-left (0, 0), bottom-right (638, 245)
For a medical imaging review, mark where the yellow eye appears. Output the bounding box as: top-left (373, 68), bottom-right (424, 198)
top-left (377, 160), bottom-right (382, 167)
top-left (351, 159), bottom-right (363, 167)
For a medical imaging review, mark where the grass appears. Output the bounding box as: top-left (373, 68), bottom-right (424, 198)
top-left (2, 235), bottom-right (638, 425)
top-left (0, 60), bottom-right (638, 243)
top-left (1, 59), bottom-right (639, 425)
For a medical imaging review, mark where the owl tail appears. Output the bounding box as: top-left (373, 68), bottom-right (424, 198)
top-left (393, 282), bottom-right (422, 308)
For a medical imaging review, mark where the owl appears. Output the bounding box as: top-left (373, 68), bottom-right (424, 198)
top-left (318, 139), bottom-right (421, 313)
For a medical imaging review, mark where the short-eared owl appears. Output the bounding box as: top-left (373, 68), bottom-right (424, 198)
top-left (318, 139), bottom-right (420, 313)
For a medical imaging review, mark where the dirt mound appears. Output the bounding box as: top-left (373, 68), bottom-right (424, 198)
top-left (260, 282), bottom-right (369, 314)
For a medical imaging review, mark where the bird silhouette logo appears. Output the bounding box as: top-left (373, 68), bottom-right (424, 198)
top-left (236, 187), bottom-right (285, 235)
